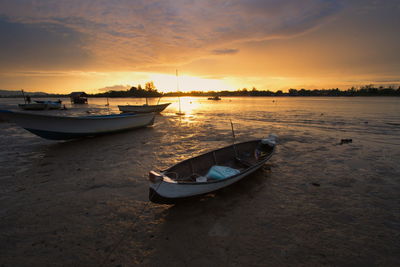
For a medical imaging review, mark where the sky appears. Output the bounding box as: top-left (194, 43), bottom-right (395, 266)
top-left (0, 0), bottom-right (399, 93)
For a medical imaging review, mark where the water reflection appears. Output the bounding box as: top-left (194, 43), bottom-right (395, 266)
top-left (1, 96), bottom-right (399, 138)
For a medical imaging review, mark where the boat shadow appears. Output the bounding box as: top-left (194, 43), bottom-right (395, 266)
top-left (37, 126), bottom-right (158, 201)
top-left (45, 125), bottom-right (156, 148)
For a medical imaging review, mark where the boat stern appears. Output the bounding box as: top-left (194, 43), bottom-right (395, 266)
top-left (149, 170), bottom-right (163, 183)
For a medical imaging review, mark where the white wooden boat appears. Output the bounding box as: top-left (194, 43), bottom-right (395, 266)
top-left (34, 100), bottom-right (62, 109)
top-left (118, 103), bottom-right (171, 113)
top-left (0, 110), bottom-right (155, 140)
top-left (149, 135), bottom-right (277, 203)
top-left (18, 100), bottom-right (62, 110)
top-left (18, 103), bottom-right (48, 110)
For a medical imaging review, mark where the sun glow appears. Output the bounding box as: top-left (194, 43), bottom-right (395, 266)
top-left (148, 73), bottom-right (236, 93)
top-left (77, 72), bottom-right (238, 94)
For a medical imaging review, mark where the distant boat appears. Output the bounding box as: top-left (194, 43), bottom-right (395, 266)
top-left (208, 96), bottom-right (221, 100)
top-left (176, 96), bottom-right (185, 116)
top-left (0, 110), bottom-right (155, 140)
top-left (70, 92), bottom-right (88, 104)
top-left (148, 135), bottom-right (277, 203)
top-left (175, 69), bottom-right (185, 116)
top-left (118, 103), bottom-right (171, 113)
top-left (18, 100), bottom-right (62, 110)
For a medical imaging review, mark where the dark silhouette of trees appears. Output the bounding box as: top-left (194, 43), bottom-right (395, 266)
top-left (93, 82), bottom-right (162, 98)
top-left (2, 83), bottom-right (399, 98)
top-left (89, 83), bottom-right (400, 97)
top-left (284, 85), bottom-right (399, 97)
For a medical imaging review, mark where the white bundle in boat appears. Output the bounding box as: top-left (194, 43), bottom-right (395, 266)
top-left (206, 165), bottom-right (240, 180)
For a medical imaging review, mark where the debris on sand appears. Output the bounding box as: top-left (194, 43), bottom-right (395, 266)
top-left (339, 139), bottom-right (352, 145)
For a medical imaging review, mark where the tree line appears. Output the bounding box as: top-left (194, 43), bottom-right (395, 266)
top-left (94, 82), bottom-right (161, 97)
top-left (91, 84), bottom-right (400, 97)
top-left (2, 83), bottom-right (399, 98)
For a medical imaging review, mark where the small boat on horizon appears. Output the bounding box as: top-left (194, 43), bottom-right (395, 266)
top-left (0, 110), bottom-right (155, 140)
top-left (207, 96), bottom-right (221, 100)
top-left (118, 102), bottom-right (171, 113)
top-left (148, 134), bottom-right (277, 203)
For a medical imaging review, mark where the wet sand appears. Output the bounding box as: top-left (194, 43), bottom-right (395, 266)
top-left (1, 97), bottom-right (400, 266)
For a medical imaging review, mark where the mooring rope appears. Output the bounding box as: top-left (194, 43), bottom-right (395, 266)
top-left (101, 181), bottom-right (163, 266)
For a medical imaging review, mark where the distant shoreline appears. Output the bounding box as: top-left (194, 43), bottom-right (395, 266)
top-left (1, 94), bottom-right (399, 98)
top-left (1, 86), bottom-right (399, 98)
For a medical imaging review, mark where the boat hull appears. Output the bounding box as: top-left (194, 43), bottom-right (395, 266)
top-left (0, 110), bottom-right (155, 140)
top-left (149, 161), bottom-right (267, 203)
top-left (118, 103), bottom-right (171, 113)
top-left (19, 101), bottom-right (62, 110)
top-left (34, 101), bottom-right (62, 109)
top-left (18, 103), bottom-right (48, 110)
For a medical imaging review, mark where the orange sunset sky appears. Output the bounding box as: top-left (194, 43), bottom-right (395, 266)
top-left (0, 0), bottom-right (399, 93)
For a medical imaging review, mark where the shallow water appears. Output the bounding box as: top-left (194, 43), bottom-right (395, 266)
top-left (0, 96), bottom-right (399, 265)
top-left (1, 96), bottom-right (399, 178)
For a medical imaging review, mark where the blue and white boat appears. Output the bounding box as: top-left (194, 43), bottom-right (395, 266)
top-left (0, 110), bottom-right (155, 140)
top-left (18, 100), bottom-right (62, 110)
top-left (18, 103), bottom-right (49, 110)
top-left (148, 134), bottom-right (277, 203)
top-left (118, 103), bottom-right (171, 113)
top-left (34, 100), bottom-right (62, 109)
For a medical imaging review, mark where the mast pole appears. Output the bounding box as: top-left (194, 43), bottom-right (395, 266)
top-left (230, 119), bottom-right (239, 158)
top-left (21, 89), bottom-right (26, 104)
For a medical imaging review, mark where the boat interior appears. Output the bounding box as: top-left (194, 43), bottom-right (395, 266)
top-left (164, 140), bottom-right (273, 183)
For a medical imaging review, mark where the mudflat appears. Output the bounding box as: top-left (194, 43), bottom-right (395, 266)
top-left (1, 97), bottom-right (399, 266)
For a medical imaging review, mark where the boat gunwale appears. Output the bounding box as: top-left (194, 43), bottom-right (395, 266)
top-left (117, 103), bottom-right (171, 108)
top-left (159, 139), bottom-right (275, 185)
top-left (0, 109), bottom-right (155, 120)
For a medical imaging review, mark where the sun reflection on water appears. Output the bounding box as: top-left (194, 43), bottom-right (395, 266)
top-left (172, 97), bottom-right (201, 116)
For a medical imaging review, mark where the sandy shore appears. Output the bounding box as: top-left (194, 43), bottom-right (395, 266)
top-left (1, 98), bottom-right (400, 266)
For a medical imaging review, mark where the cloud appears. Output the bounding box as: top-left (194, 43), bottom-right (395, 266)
top-left (0, 0), bottom-right (342, 71)
top-left (212, 49), bottom-right (239, 55)
top-left (0, 16), bottom-right (92, 71)
top-left (97, 85), bottom-right (131, 92)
